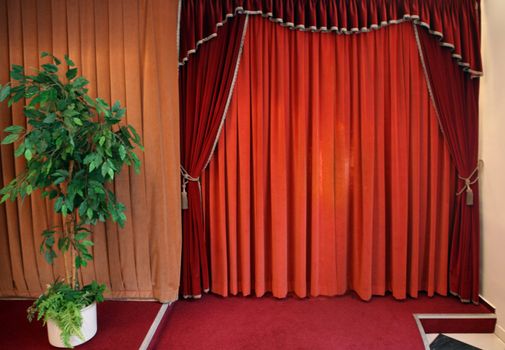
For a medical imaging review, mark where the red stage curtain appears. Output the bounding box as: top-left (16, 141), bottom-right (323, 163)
top-left (416, 26), bottom-right (480, 303)
top-left (179, 16), bottom-right (247, 297)
top-left (179, 0), bottom-right (482, 78)
top-left (202, 18), bottom-right (456, 300)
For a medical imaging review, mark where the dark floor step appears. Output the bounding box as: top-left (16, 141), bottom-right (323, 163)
top-left (416, 314), bottom-right (497, 334)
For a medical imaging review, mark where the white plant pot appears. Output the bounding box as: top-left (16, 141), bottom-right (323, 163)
top-left (47, 302), bottom-right (97, 348)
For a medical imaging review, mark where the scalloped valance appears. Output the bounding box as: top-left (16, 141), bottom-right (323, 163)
top-left (178, 0), bottom-right (482, 77)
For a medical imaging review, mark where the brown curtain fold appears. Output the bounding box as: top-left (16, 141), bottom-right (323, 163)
top-left (179, 0), bottom-right (482, 78)
top-left (0, 0), bottom-right (181, 302)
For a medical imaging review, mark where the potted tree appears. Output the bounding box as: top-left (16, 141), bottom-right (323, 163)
top-left (0, 52), bottom-right (143, 348)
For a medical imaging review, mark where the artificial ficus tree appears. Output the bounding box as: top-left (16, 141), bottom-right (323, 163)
top-left (0, 52), bottom-right (143, 290)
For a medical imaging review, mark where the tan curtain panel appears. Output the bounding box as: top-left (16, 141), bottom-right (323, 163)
top-left (0, 0), bottom-right (181, 302)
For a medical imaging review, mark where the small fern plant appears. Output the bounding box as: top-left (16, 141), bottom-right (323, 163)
top-left (27, 280), bottom-right (105, 347)
top-left (0, 52), bottom-right (143, 347)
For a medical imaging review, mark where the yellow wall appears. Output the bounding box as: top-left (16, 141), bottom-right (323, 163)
top-left (480, 0), bottom-right (505, 341)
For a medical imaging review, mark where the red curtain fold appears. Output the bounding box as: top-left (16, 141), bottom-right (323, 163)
top-left (179, 16), bottom-right (246, 297)
top-left (179, 0), bottom-right (482, 77)
top-left (202, 18), bottom-right (456, 300)
top-left (416, 26), bottom-right (480, 303)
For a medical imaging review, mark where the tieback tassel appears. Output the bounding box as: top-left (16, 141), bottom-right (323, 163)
top-left (180, 165), bottom-right (200, 210)
top-left (456, 160), bottom-right (483, 206)
top-left (181, 180), bottom-right (189, 210)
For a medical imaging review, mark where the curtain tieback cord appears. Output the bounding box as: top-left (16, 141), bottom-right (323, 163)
top-left (180, 165), bottom-right (200, 210)
top-left (180, 161), bottom-right (485, 208)
top-left (456, 160), bottom-right (484, 206)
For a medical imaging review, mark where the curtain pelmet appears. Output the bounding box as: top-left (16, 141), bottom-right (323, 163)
top-left (179, 0), bottom-right (482, 78)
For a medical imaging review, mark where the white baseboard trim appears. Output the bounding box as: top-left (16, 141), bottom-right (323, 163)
top-left (415, 313), bottom-right (496, 319)
top-left (479, 294), bottom-right (497, 311)
top-left (495, 324), bottom-right (505, 343)
top-left (139, 302), bottom-right (171, 350)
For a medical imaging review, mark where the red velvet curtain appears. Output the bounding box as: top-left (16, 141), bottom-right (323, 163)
top-left (179, 16), bottom-right (247, 297)
top-left (416, 26), bottom-right (480, 303)
top-left (179, 1), bottom-right (482, 301)
top-left (202, 18), bottom-right (456, 300)
top-left (179, 0), bottom-right (482, 78)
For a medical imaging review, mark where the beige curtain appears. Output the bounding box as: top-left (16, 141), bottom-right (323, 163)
top-left (0, 0), bottom-right (181, 302)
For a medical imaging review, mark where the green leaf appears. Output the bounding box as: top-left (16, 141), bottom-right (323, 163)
top-left (115, 108), bottom-right (125, 119)
top-left (43, 113), bottom-right (56, 123)
top-left (40, 51), bottom-right (50, 58)
top-left (45, 236), bottom-right (55, 247)
top-left (24, 148), bottom-right (32, 161)
top-left (4, 125), bottom-right (24, 134)
top-left (63, 109), bottom-right (79, 118)
top-left (61, 204), bottom-right (67, 217)
top-left (75, 231), bottom-right (89, 241)
top-left (25, 85), bottom-right (39, 98)
top-left (80, 240), bottom-right (94, 247)
top-left (53, 177), bottom-right (66, 185)
top-left (73, 77), bottom-right (88, 89)
top-left (42, 229), bottom-right (55, 238)
top-left (10, 65), bottom-right (24, 81)
top-left (73, 117), bottom-right (83, 126)
top-left (58, 237), bottom-right (68, 251)
top-left (24, 109), bottom-right (43, 120)
top-left (26, 185), bottom-right (33, 195)
top-left (83, 154), bottom-right (95, 165)
top-left (96, 98), bottom-right (109, 109)
top-left (112, 101), bottom-right (121, 112)
top-left (83, 94), bottom-right (95, 106)
top-left (52, 169), bottom-right (69, 178)
top-left (66, 68), bottom-right (78, 80)
top-left (1, 133), bottom-right (19, 144)
top-left (118, 145), bottom-right (126, 160)
top-left (128, 125), bottom-right (141, 142)
top-left (0, 84), bottom-right (11, 102)
top-left (29, 91), bottom-right (49, 106)
top-left (131, 152), bottom-right (141, 173)
top-left (54, 197), bottom-right (63, 212)
top-left (14, 143), bottom-right (25, 157)
top-left (11, 64), bottom-right (23, 72)
top-left (44, 250), bottom-right (56, 264)
top-left (101, 162), bottom-right (109, 178)
top-left (10, 71), bottom-right (23, 81)
top-left (75, 255), bottom-right (84, 268)
top-left (64, 54), bottom-right (75, 67)
top-left (1, 193), bottom-right (9, 203)
top-left (41, 63), bottom-right (58, 73)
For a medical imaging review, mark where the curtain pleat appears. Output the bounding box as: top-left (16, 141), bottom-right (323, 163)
top-left (179, 16), bottom-right (247, 298)
top-left (416, 25), bottom-right (480, 303)
top-left (0, 0), bottom-right (181, 302)
top-left (202, 18), bottom-right (456, 300)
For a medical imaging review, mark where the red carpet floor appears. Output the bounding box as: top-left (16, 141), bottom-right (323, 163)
top-left (151, 293), bottom-right (490, 350)
top-left (0, 300), bottom-right (160, 349)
